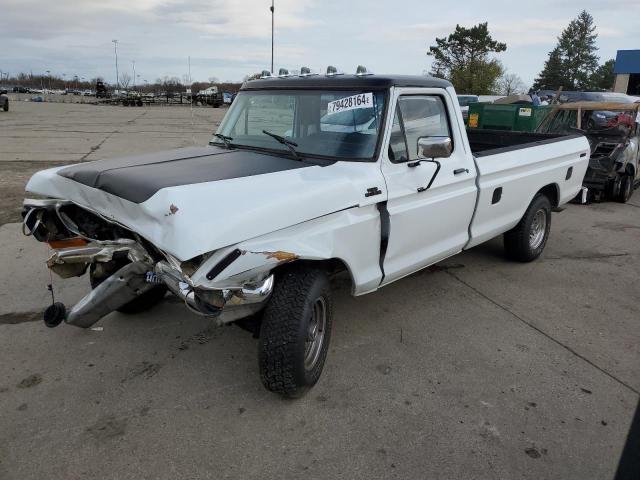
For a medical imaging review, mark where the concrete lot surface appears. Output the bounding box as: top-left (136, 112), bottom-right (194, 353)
top-left (0, 102), bottom-right (639, 479)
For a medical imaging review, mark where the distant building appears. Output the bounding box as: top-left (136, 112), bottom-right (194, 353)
top-left (613, 49), bottom-right (640, 95)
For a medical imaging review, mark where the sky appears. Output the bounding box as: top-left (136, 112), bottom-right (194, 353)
top-left (1, 0), bottom-right (639, 87)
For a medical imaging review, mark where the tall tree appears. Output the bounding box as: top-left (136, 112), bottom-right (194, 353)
top-left (591, 59), bottom-right (616, 91)
top-left (559, 10), bottom-right (599, 89)
top-left (533, 10), bottom-right (599, 91)
top-left (428, 22), bottom-right (507, 95)
top-left (532, 47), bottom-right (567, 90)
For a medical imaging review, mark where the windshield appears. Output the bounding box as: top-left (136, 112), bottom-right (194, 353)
top-left (457, 95), bottom-right (479, 106)
top-left (212, 89), bottom-right (386, 160)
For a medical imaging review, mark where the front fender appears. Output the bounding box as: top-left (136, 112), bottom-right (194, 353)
top-left (188, 205), bottom-right (383, 296)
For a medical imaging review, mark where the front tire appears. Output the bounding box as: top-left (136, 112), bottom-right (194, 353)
top-left (504, 194), bottom-right (552, 262)
top-left (258, 267), bottom-right (333, 398)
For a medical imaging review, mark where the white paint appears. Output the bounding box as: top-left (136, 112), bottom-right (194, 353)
top-left (25, 82), bottom-right (590, 296)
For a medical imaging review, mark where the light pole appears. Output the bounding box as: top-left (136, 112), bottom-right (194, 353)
top-left (270, 0), bottom-right (274, 73)
top-left (132, 60), bottom-right (136, 90)
top-left (46, 70), bottom-right (51, 91)
top-left (112, 39), bottom-right (119, 92)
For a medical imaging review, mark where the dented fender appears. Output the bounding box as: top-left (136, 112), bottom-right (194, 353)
top-left (189, 204), bottom-right (384, 296)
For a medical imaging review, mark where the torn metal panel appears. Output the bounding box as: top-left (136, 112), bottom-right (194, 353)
top-left (189, 205), bottom-right (383, 295)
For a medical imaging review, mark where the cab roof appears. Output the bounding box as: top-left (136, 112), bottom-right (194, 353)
top-left (240, 74), bottom-right (452, 91)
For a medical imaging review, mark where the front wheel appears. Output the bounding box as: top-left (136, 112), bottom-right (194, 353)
top-left (504, 194), bottom-right (552, 262)
top-left (258, 267), bottom-right (333, 398)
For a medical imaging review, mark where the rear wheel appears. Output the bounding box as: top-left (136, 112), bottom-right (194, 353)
top-left (504, 194), bottom-right (552, 262)
top-left (616, 174), bottom-right (634, 203)
top-left (89, 260), bottom-right (166, 314)
top-left (258, 267), bottom-right (332, 398)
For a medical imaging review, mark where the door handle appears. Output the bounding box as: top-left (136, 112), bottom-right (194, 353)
top-left (453, 168), bottom-right (469, 175)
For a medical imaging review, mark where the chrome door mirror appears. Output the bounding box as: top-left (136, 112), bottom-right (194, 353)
top-left (417, 136), bottom-right (452, 159)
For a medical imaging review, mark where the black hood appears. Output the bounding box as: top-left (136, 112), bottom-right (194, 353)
top-left (57, 146), bottom-right (312, 203)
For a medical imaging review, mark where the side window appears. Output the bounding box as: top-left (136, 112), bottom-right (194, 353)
top-left (397, 96), bottom-right (451, 160)
top-left (388, 107), bottom-right (408, 162)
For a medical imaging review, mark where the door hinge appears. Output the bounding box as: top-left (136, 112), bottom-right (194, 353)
top-left (365, 187), bottom-right (382, 197)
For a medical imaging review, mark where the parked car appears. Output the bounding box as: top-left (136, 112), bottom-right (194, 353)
top-left (13, 86), bottom-right (28, 93)
top-left (0, 89), bottom-right (8, 111)
top-left (537, 101), bottom-right (639, 202)
top-left (22, 74), bottom-right (589, 397)
top-left (457, 94), bottom-right (479, 122)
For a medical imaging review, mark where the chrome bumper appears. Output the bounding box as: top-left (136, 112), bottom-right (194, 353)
top-left (155, 261), bottom-right (274, 324)
top-left (65, 261), bottom-right (154, 328)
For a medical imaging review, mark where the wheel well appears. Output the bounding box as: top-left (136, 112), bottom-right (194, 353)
top-left (272, 258), bottom-right (354, 290)
top-left (537, 183), bottom-right (559, 207)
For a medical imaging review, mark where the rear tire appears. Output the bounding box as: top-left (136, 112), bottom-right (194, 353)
top-left (616, 174), bottom-right (634, 203)
top-left (258, 267), bottom-right (332, 398)
top-left (504, 194), bottom-right (552, 262)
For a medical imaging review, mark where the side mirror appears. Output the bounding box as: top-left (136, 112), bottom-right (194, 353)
top-left (417, 136), bottom-right (452, 159)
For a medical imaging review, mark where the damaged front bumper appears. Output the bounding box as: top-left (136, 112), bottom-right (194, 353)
top-left (155, 261), bottom-right (274, 323)
top-left (39, 237), bottom-right (274, 329)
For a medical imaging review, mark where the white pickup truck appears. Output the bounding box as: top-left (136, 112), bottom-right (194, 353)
top-left (23, 73), bottom-right (589, 397)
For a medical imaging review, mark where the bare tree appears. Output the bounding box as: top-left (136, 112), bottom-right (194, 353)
top-left (497, 72), bottom-right (526, 95)
top-left (119, 72), bottom-right (131, 89)
top-left (208, 76), bottom-right (219, 84)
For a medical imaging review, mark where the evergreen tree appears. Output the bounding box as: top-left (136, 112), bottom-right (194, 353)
top-left (559, 10), bottom-right (599, 89)
top-left (591, 59), bottom-right (616, 91)
top-left (533, 47), bottom-right (567, 90)
top-left (533, 10), bottom-right (600, 91)
top-left (428, 23), bottom-right (506, 95)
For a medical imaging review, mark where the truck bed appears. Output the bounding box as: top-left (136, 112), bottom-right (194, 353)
top-left (465, 131), bottom-right (589, 250)
top-left (467, 129), bottom-right (569, 155)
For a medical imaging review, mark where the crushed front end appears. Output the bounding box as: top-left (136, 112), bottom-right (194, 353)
top-left (22, 198), bottom-right (274, 329)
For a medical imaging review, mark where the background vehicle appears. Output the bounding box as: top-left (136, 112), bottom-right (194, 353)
top-left (1, 89), bottom-right (8, 111)
top-left (538, 101), bottom-right (640, 202)
top-left (95, 81), bottom-right (110, 98)
top-left (457, 94), bottom-right (479, 123)
top-left (22, 74), bottom-right (589, 397)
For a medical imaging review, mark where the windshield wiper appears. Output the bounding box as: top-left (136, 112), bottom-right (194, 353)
top-left (262, 130), bottom-right (301, 161)
top-left (212, 133), bottom-right (233, 148)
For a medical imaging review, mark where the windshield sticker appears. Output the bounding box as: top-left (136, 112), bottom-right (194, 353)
top-left (327, 93), bottom-right (374, 114)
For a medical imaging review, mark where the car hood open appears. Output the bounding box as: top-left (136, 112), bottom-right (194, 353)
top-left (26, 146), bottom-right (384, 260)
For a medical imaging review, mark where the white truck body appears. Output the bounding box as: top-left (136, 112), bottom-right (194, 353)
top-left (23, 74), bottom-right (589, 396)
top-left (26, 84), bottom-right (589, 294)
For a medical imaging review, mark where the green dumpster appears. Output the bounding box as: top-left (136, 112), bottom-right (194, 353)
top-left (467, 103), bottom-right (553, 132)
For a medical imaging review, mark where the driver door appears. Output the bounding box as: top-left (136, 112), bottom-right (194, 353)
top-left (380, 88), bottom-right (477, 285)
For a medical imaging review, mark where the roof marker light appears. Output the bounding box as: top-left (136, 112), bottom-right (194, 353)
top-left (278, 68), bottom-right (290, 77)
top-left (355, 65), bottom-right (373, 76)
top-left (260, 70), bottom-right (273, 79)
top-left (299, 67), bottom-right (318, 77)
top-left (326, 66), bottom-right (344, 77)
